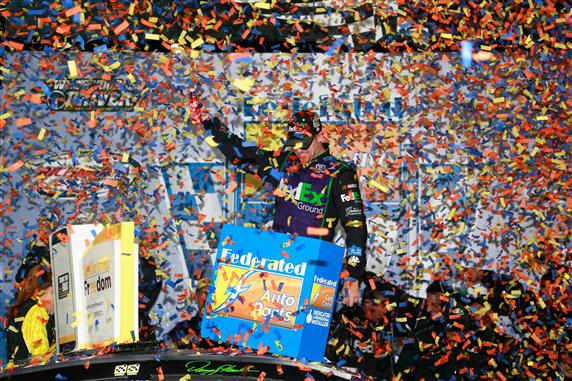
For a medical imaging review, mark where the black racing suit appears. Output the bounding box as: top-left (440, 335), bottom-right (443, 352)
top-left (202, 117), bottom-right (368, 279)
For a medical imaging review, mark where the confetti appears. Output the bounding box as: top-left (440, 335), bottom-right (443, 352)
top-left (1, 2), bottom-right (570, 379)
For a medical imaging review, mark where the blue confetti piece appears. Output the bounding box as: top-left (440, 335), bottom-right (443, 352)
top-left (269, 168), bottom-right (284, 182)
top-left (461, 41), bottom-right (473, 69)
top-left (94, 44), bottom-right (108, 53)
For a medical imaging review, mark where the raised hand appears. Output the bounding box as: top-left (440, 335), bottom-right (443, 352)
top-left (189, 92), bottom-right (203, 125)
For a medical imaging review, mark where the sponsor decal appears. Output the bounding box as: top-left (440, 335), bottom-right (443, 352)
top-left (243, 96), bottom-right (403, 124)
top-left (345, 220), bottom-right (363, 228)
top-left (57, 273), bottom-right (70, 299)
top-left (47, 78), bottom-right (137, 111)
top-left (314, 163), bottom-right (327, 173)
top-left (346, 246), bottom-right (363, 267)
top-left (353, 338), bottom-right (373, 353)
top-left (279, 181), bottom-right (327, 212)
top-left (114, 363), bottom-right (140, 376)
top-left (310, 163), bottom-right (327, 179)
top-left (345, 206), bottom-right (363, 216)
top-left (310, 283), bottom-right (335, 310)
top-left (347, 245), bottom-right (364, 257)
top-left (220, 249), bottom-right (307, 276)
top-left (185, 360), bottom-right (258, 376)
top-left (347, 255), bottom-right (361, 267)
top-left (310, 172), bottom-right (324, 179)
top-left (84, 274), bottom-right (112, 296)
top-left (210, 250), bottom-right (306, 328)
top-left (305, 309), bottom-right (332, 328)
top-left (281, 182), bottom-right (326, 206)
top-left (340, 190), bottom-right (361, 203)
top-left (27, 150), bottom-right (141, 199)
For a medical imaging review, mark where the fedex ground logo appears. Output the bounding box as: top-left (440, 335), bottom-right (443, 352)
top-left (281, 181), bottom-right (326, 206)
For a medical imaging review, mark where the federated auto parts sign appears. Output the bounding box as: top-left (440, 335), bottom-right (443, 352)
top-left (26, 149), bottom-right (142, 199)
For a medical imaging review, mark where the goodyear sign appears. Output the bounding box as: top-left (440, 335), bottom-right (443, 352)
top-left (201, 225), bottom-right (344, 362)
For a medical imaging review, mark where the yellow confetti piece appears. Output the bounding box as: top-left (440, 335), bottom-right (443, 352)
top-left (205, 136), bottom-right (219, 147)
top-left (109, 61), bottom-right (121, 71)
top-left (0, 112), bottom-right (12, 120)
top-left (368, 179), bottom-right (388, 193)
top-left (441, 33), bottom-right (453, 39)
top-left (254, 2), bottom-right (271, 9)
top-left (232, 77), bottom-right (255, 92)
top-left (535, 115), bottom-right (548, 121)
top-left (37, 128), bottom-right (46, 141)
top-left (68, 60), bottom-right (78, 78)
top-left (191, 38), bottom-right (204, 49)
top-left (493, 97), bottom-right (505, 103)
top-left (145, 33), bottom-right (160, 40)
top-left (179, 375), bottom-right (191, 381)
top-left (530, 146), bottom-right (539, 157)
top-left (121, 153), bottom-right (130, 162)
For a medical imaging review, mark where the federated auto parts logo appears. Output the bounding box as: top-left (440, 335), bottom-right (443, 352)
top-left (26, 150), bottom-right (142, 199)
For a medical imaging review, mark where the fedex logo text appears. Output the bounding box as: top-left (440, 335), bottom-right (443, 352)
top-left (341, 191), bottom-right (361, 203)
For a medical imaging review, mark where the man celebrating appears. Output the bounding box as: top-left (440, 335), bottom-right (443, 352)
top-left (191, 96), bottom-right (368, 306)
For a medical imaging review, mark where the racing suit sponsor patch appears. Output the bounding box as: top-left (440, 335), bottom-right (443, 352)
top-left (345, 220), bottom-right (363, 228)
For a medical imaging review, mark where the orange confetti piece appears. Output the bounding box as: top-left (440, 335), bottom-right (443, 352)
top-left (225, 180), bottom-right (238, 194)
top-left (16, 117), bottom-right (32, 127)
top-left (156, 367), bottom-right (164, 381)
top-left (113, 20), bottom-right (129, 35)
top-left (306, 227), bottom-right (329, 236)
top-left (5, 161), bottom-right (24, 172)
top-left (64, 5), bottom-right (82, 17)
